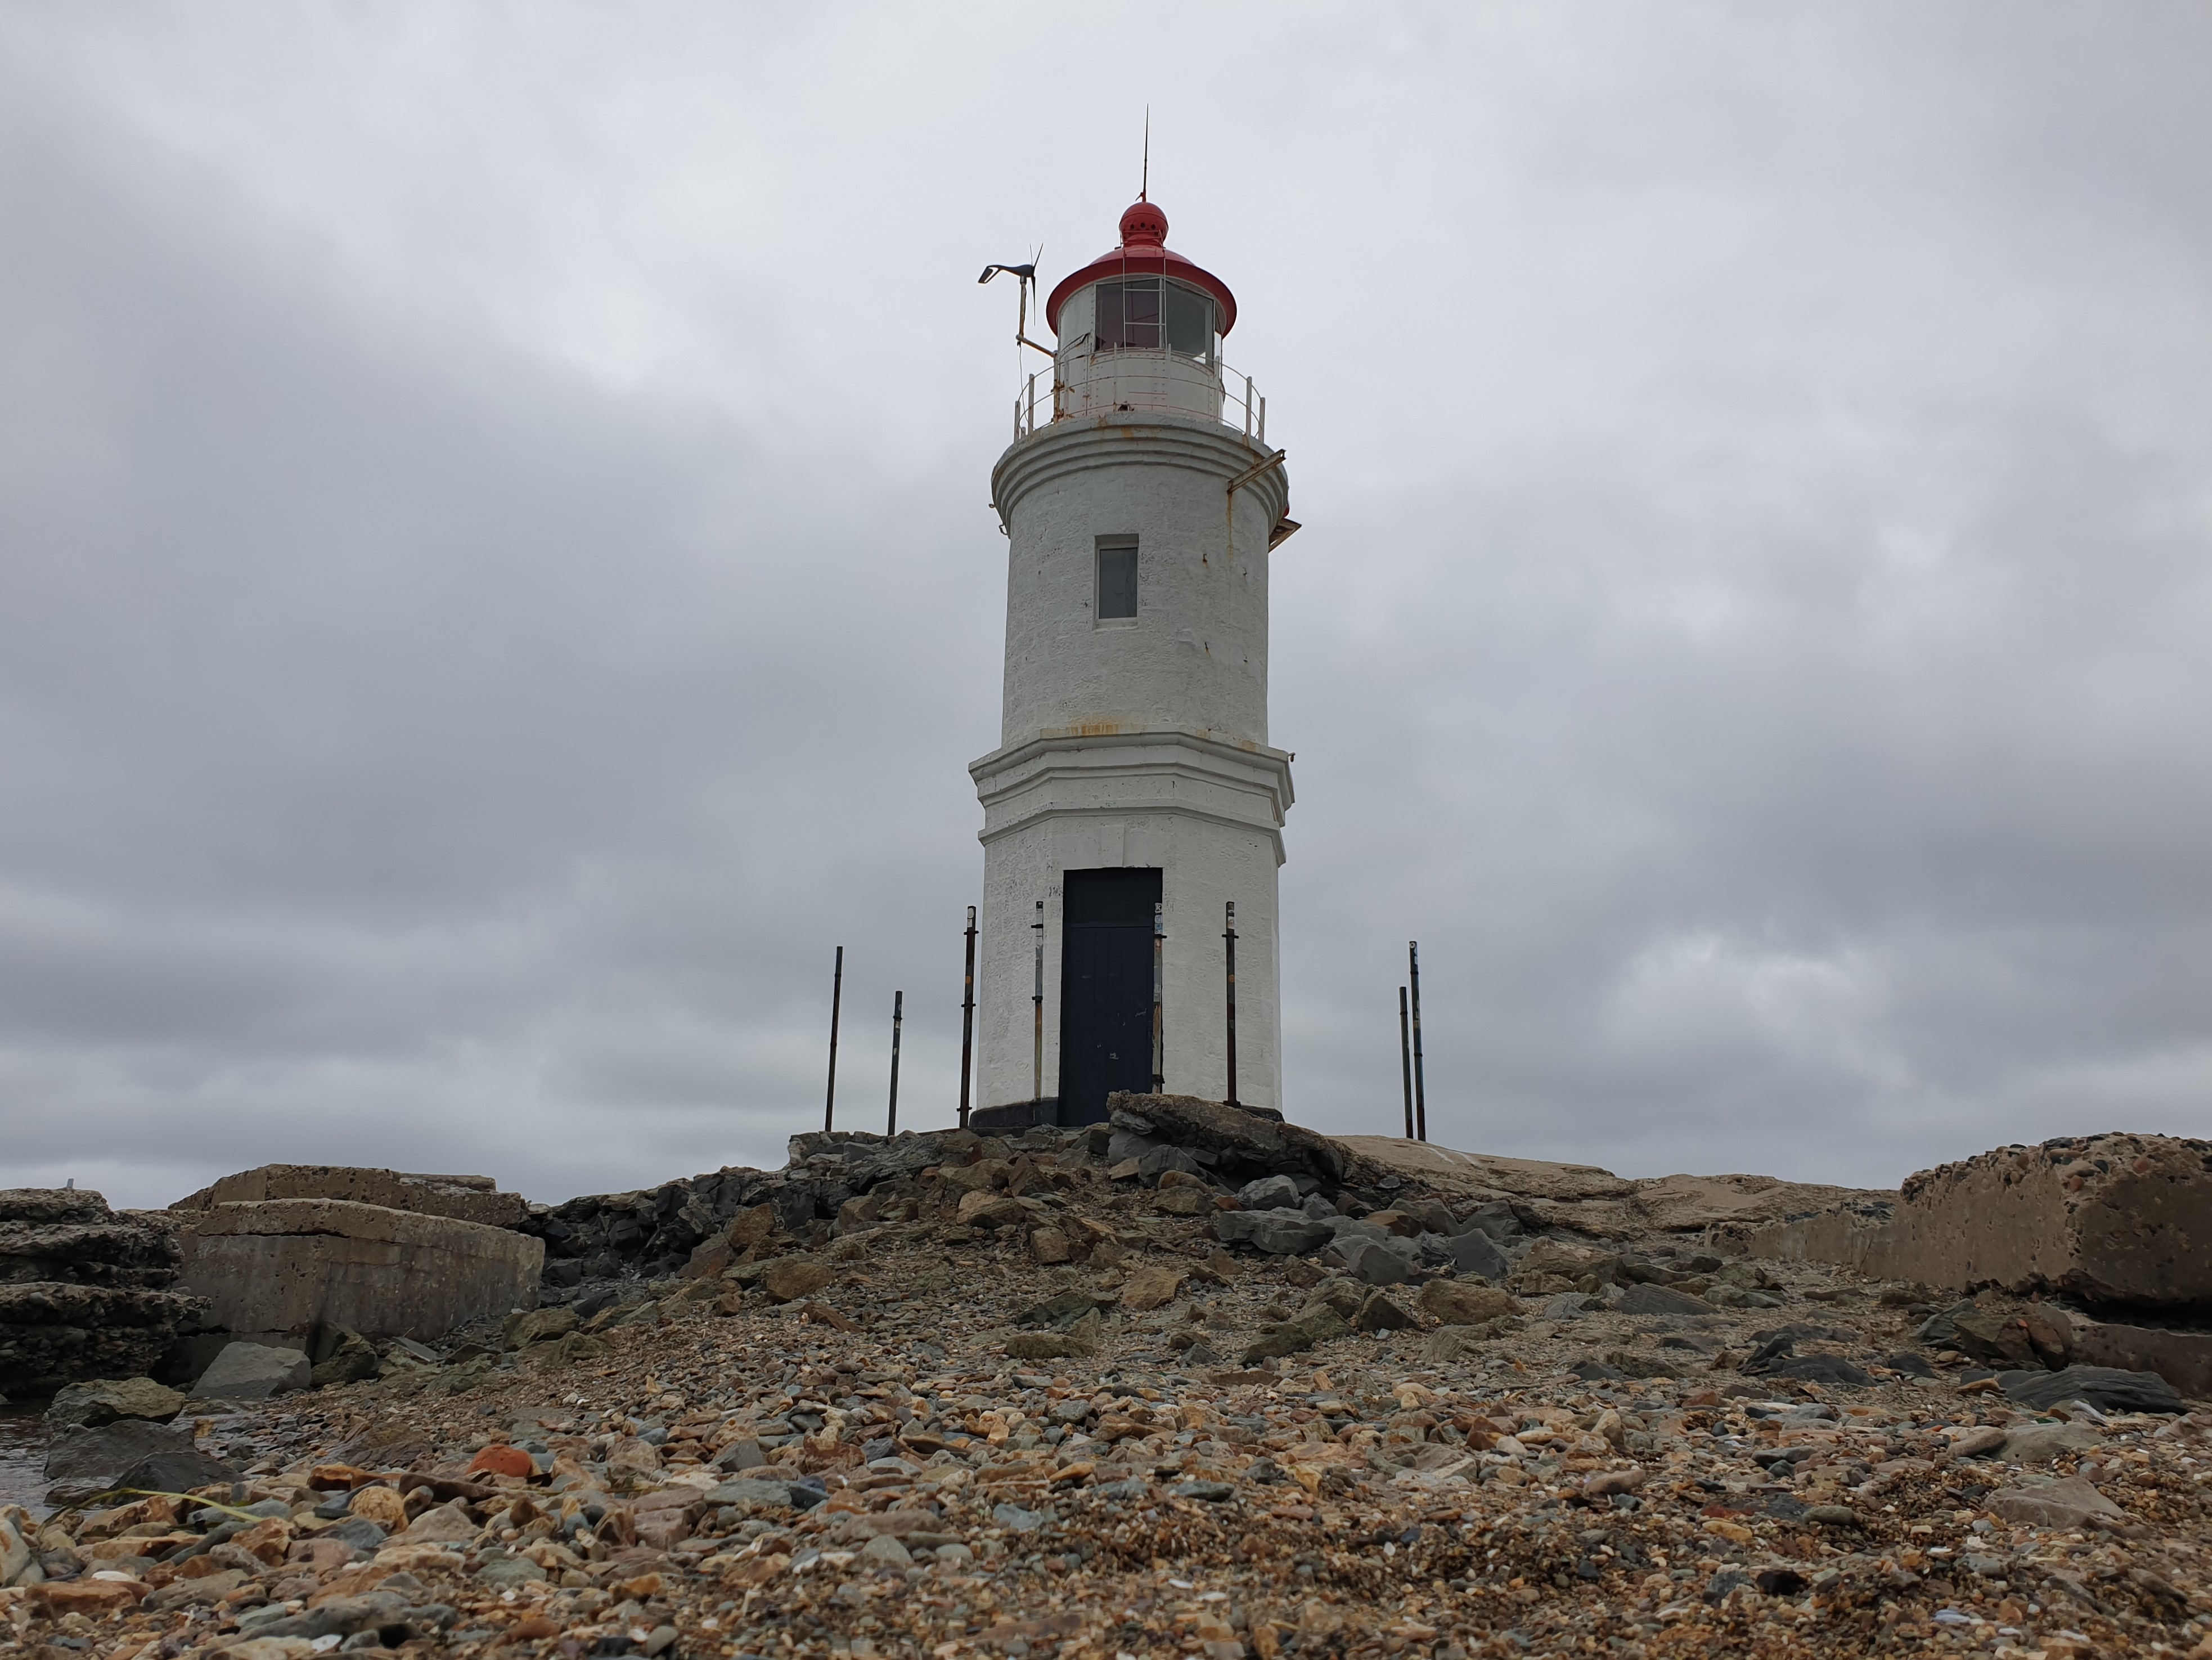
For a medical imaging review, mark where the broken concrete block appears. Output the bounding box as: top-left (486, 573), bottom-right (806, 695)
top-left (1742, 1133), bottom-right (2212, 1315)
top-left (175, 1199), bottom-right (544, 1351)
top-left (171, 1165), bottom-right (529, 1230)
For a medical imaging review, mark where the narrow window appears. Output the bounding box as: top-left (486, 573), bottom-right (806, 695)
top-left (1097, 539), bottom-right (1138, 620)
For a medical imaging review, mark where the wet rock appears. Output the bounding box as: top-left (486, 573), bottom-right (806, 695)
top-left (45, 1376), bottom-right (185, 1427)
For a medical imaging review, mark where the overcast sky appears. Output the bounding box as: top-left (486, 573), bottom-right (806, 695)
top-left (2, 4), bottom-right (2207, 1210)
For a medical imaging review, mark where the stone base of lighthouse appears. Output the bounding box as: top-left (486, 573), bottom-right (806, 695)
top-left (970, 728), bottom-right (1291, 1123)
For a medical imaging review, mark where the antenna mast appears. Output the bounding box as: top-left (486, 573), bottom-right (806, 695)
top-left (1141, 107), bottom-right (1150, 201)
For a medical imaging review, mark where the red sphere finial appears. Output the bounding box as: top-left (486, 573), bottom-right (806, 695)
top-left (1120, 200), bottom-right (1168, 247)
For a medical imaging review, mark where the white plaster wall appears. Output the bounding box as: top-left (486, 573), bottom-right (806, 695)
top-left (971, 801), bottom-right (1283, 1114)
top-left (973, 409), bottom-right (1294, 1116)
top-left (991, 416), bottom-right (1288, 751)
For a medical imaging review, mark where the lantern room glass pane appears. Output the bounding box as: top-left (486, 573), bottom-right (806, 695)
top-left (1163, 282), bottom-right (1212, 361)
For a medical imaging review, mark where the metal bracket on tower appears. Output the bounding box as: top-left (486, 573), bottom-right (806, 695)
top-left (1225, 448), bottom-right (1287, 498)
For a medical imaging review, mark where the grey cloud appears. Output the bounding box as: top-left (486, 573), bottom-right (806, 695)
top-left (1, 5), bottom-right (2207, 1208)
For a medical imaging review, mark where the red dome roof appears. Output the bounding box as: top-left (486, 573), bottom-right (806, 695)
top-left (1045, 199), bottom-right (1239, 338)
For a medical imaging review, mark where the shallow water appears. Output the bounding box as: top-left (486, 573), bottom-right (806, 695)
top-left (0, 1403), bottom-right (50, 1517)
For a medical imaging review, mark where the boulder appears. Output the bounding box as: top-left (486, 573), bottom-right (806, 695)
top-left (1741, 1133), bottom-right (2212, 1316)
top-left (1334, 1236), bottom-right (1420, 1287)
top-left (1214, 1212), bottom-right (1332, 1257)
top-left (2001, 1423), bottom-right (2102, 1465)
top-left (501, 1308), bottom-right (579, 1351)
top-left (1121, 1267), bottom-right (1188, 1312)
top-left (45, 1377), bottom-right (185, 1428)
top-left (1417, 1281), bottom-right (1519, 1325)
top-left (1998, 1365), bottom-right (2184, 1415)
top-left (174, 1199), bottom-right (543, 1351)
top-left (308, 1326), bottom-right (381, 1388)
top-left (725, 1204), bottom-right (778, 1253)
top-left (1449, 1230), bottom-right (1509, 1282)
top-left (759, 1258), bottom-right (836, 1303)
top-left (2065, 1318), bottom-right (2212, 1401)
top-left (1352, 1291), bottom-right (1417, 1333)
top-left (1236, 1176), bottom-right (1302, 1212)
top-left (44, 1419), bottom-right (236, 1504)
top-left (171, 1165), bottom-right (529, 1230)
top-left (1984, 1476), bottom-right (2130, 1532)
top-left (1242, 1302), bottom-right (1350, 1365)
top-left (190, 1341), bottom-right (311, 1400)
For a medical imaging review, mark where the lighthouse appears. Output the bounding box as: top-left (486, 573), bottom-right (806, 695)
top-left (970, 197), bottom-right (1297, 1128)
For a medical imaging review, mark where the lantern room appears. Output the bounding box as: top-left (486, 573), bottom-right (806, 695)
top-left (1032, 200), bottom-right (1259, 433)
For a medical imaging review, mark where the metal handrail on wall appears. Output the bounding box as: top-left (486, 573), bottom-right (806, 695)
top-left (1015, 350), bottom-right (1266, 446)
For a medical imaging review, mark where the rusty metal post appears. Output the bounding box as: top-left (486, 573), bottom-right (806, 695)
top-left (1031, 900), bottom-right (1045, 1110)
top-left (957, 905), bottom-right (977, 1129)
top-left (824, 945), bottom-right (844, 1134)
top-left (1224, 901), bottom-right (1239, 1109)
top-left (1408, 940), bottom-right (1427, 1142)
top-left (1150, 900), bottom-right (1165, 1093)
top-left (1399, 985), bottom-right (1415, 1139)
top-left (887, 989), bottom-right (903, 1137)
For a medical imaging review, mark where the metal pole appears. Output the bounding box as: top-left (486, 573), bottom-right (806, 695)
top-left (1224, 901), bottom-right (1239, 1109)
top-left (1032, 900), bottom-right (1045, 1109)
top-left (957, 906), bottom-right (977, 1129)
top-left (887, 990), bottom-right (903, 1137)
top-left (824, 945), bottom-right (844, 1133)
top-left (1408, 940), bottom-right (1427, 1142)
top-left (1399, 986), bottom-right (1415, 1139)
top-left (1150, 900), bottom-right (1165, 1094)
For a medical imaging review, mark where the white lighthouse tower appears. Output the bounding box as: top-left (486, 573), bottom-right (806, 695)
top-left (970, 197), bottom-right (1297, 1128)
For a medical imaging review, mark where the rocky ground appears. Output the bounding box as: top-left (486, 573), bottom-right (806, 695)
top-left (5, 1118), bottom-right (2211, 1660)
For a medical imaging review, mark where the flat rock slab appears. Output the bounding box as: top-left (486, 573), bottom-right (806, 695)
top-left (176, 1199), bottom-right (544, 1349)
top-left (1998, 1364), bottom-right (2184, 1415)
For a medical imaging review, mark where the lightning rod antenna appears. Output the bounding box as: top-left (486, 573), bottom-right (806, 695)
top-left (1141, 107), bottom-right (1149, 201)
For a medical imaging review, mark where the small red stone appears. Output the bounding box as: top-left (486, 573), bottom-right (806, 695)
top-left (467, 1443), bottom-right (535, 1479)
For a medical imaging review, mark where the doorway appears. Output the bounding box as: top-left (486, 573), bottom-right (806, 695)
top-left (1056, 867), bottom-right (1162, 1125)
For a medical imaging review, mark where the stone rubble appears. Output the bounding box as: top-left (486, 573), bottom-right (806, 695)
top-left (4, 1108), bottom-right (2210, 1660)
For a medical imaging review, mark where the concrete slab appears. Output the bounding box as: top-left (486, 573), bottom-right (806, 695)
top-left (1742, 1133), bottom-right (2212, 1317)
top-left (172, 1165), bottom-right (530, 1230)
top-left (176, 1198), bottom-right (543, 1348)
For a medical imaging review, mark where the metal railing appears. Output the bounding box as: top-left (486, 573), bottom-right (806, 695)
top-left (1015, 349), bottom-right (1266, 445)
